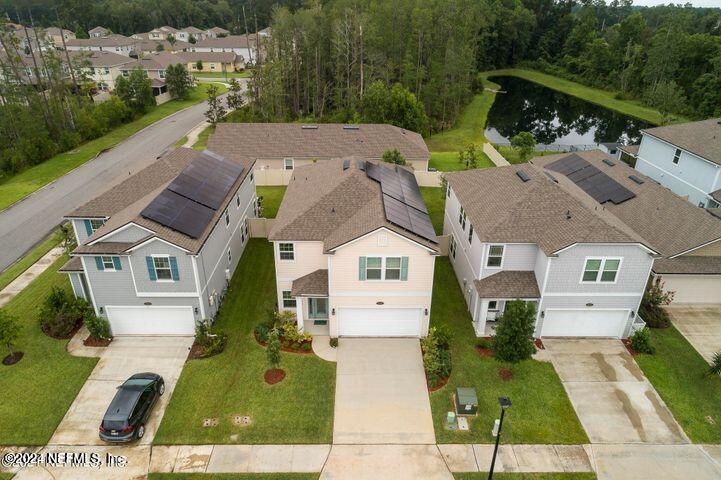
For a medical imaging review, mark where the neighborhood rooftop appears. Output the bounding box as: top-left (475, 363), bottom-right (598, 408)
top-left (641, 118), bottom-right (721, 166)
top-left (194, 34), bottom-right (256, 49)
top-left (208, 123), bottom-right (430, 162)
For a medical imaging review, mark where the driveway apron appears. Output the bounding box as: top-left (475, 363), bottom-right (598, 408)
top-left (667, 305), bottom-right (721, 363)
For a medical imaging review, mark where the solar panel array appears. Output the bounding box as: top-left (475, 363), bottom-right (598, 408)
top-left (365, 163), bottom-right (437, 243)
top-left (547, 154), bottom-right (636, 205)
top-left (141, 151), bottom-right (244, 239)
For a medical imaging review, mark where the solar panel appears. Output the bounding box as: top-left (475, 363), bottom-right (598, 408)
top-left (546, 154), bottom-right (636, 205)
top-left (167, 151), bottom-right (244, 210)
top-left (382, 194), bottom-right (412, 231)
top-left (141, 190), bottom-right (215, 238)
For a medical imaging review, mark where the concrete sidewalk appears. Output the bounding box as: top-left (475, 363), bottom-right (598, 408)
top-left (0, 246), bottom-right (63, 307)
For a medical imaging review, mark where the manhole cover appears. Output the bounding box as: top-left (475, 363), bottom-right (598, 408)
top-left (232, 415), bottom-right (251, 426)
top-left (202, 418), bottom-right (219, 427)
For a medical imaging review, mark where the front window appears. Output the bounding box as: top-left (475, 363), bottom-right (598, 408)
top-left (101, 256), bottom-right (115, 270)
top-left (279, 243), bottom-right (294, 261)
top-left (385, 257), bottom-right (402, 280)
top-left (673, 148), bottom-right (681, 164)
top-left (582, 258), bottom-right (620, 283)
top-left (153, 257), bottom-right (172, 280)
top-left (487, 245), bottom-right (504, 267)
top-left (284, 158), bottom-right (294, 170)
top-left (159, 70), bottom-right (165, 79)
top-left (210, 63), bottom-right (216, 70)
top-left (282, 291), bottom-right (296, 308)
top-left (488, 300), bottom-right (498, 310)
top-left (365, 257), bottom-right (382, 280)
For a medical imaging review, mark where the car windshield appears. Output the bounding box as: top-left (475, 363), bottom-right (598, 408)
top-left (123, 378), bottom-right (153, 388)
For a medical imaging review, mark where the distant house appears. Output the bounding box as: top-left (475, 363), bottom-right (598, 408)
top-left (135, 39), bottom-right (190, 55)
top-left (177, 26), bottom-right (205, 43)
top-left (179, 51), bottom-right (240, 73)
top-left (190, 35), bottom-right (257, 66)
top-left (118, 52), bottom-right (189, 99)
top-left (269, 159), bottom-right (438, 337)
top-left (65, 35), bottom-right (138, 57)
top-left (68, 50), bottom-right (134, 90)
top-left (89, 26), bottom-right (110, 38)
top-left (634, 118), bottom-right (721, 208)
top-left (205, 26), bottom-right (230, 38)
top-left (43, 27), bottom-right (75, 48)
top-left (61, 148), bottom-right (257, 335)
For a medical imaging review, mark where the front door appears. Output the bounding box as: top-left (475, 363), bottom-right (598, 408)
top-left (309, 297), bottom-right (329, 325)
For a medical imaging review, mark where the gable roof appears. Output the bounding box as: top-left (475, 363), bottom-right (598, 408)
top-left (268, 159), bottom-right (438, 253)
top-left (183, 26), bottom-right (204, 34)
top-left (194, 35), bottom-right (255, 49)
top-left (208, 123), bottom-right (429, 163)
top-left (119, 51), bottom-right (185, 71)
top-left (66, 34), bottom-right (136, 48)
top-left (177, 51), bottom-right (236, 63)
top-left (642, 118), bottom-right (721, 166)
top-left (208, 27), bottom-right (230, 34)
top-left (68, 50), bottom-right (134, 67)
top-left (89, 26), bottom-right (109, 34)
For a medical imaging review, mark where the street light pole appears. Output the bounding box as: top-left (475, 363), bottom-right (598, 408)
top-left (488, 396), bottom-right (511, 480)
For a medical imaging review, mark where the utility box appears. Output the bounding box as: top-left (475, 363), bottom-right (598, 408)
top-left (455, 387), bottom-right (478, 416)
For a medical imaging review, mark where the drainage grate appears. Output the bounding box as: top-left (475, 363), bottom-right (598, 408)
top-left (202, 418), bottom-right (219, 427)
top-left (232, 415), bottom-right (252, 426)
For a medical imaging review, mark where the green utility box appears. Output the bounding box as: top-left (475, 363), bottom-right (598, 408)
top-left (455, 387), bottom-right (478, 415)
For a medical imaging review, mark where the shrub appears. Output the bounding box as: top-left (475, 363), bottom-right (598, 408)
top-left (640, 277), bottom-right (674, 328)
top-left (629, 327), bottom-right (654, 354)
top-left (476, 337), bottom-right (492, 350)
top-left (0, 310), bottom-right (21, 358)
top-left (38, 287), bottom-right (91, 338)
top-left (195, 322), bottom-right (227, 358)
top-left (85, 313), bottom-right (112, 340)
top-left (267, 330), bottom-right (281, 369)
top-left (329, 338), bottom-right (338, 348)
top-left (492, 300), bottom-right (536, 364)
top-left (421, 327), bottom-right (452, 386)
top-left (254, 322), bottom-right (271, 343)
top-left (472, 75), bottom-right (485, 93)
top-left (708, 352), bottom-right (721, 377)
top-left (382, 149), bottom-right (407, 165)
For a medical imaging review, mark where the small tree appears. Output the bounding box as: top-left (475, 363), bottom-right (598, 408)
top-left (510, 131), bottom-right (536, 163)
top-left (0, 310), bottom-right (21, 360)
top-left (189, 35), bottom-right (197, 44)
top-left (115, 67), bottom-right (155, 113)
top-left (166, 63), bottom-right (192, 100)
top-left (458, 143), bottom-right (482, 169)
top-left (155, 43), bottom-right (165, 52)
top-left (204, 84), bottom-right (226, 124)
top-left (382, 149), bottom-right (407, 165)
top-left (195, 60), bottom-right (203, 71)
top-left (266, 330), bottom-right (281, 370)
top-left (644, 81), bottom-right (686, 124)
top-left (492, 300), bottom-right (537, 364)
top-left (226, 78), bottom-right (244, 110)
top-left (166, 34), bottom-right (176, 46)
top-left (640, 277), bottom-right (675, 328)
top-left (59, 223), bottom-right (77, 255)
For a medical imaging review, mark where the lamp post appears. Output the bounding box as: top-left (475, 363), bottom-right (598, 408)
top-left (488, 396), bottom-right (511, 480)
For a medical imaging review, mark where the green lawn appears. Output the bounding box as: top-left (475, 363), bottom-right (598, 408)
top-left (154, 239), bottom-right (336, 445)
top-left (420, 187), bottom-right (445, 235)
top-left (429, 258), bottom-right (588, 444)
top-left (495, 146), bottom-right (558, 165)
top-left (429, 151), bottom-right (494, 172)
top-left (455, 474), bottom-right (596, 480)
top-left (0, 229), bottom-right (62, 291)
top-left (192, 71), bottom-right (252, 79)
top-left (0, 254), bottom-right (97, 445)
top-left (0, 83), bottom-right (227, 212)
top-left (257, 186), bottom-right (287, 219)
top-left (635, 326), bottom-right (721, 443)
top-left (192, 124), bottom-right (216, 151)
top-left (149, 474), bottom-right (318, 480)
top-left (484, 68), bottom-right (688, 126)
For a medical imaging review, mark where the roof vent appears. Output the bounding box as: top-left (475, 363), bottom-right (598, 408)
top-left (565, 210), bottom-right (572, 220)
top-left (628, 175), bottom-right (644, 185)
top-left (301, 125), bottom-right (318, 129)
top-left (516, 170), bottom-right (531, 182)
top-left (544, 172), bottom-right (558, 183)
top-left (356, 159), bottom-right (366, 171)
top-left (602, 158), bottom-right (615, 166)
top-left (343, 159), bottom-right (350, 170)
top-left (343, 125), bottom-right (360, 130)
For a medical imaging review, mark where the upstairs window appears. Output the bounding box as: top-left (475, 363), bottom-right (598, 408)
top-left (468, 224), bottom-right (474, 244)
top-left (365, 257), bottom-right (382, 280)
top-left (449, 234), bottom-right (457, 259)
top-left (90, 219), bottom-right (105, 231)
top-left (672, 149), bottom-right (681, 164)
top-left (101, 256), bottom-right (115, 270)
top-left (153, 256), bottom-right (173, 280)
top-left (279, 243), bottom-right (294, 261)
top-left (582, 258), bottom-right (621, 283)
top-left (459, 206), bottom-right (467, 230)
top-left (486, 245), bottom-right (504, 268)
top-left (284, 158), bottom-right (294, 170)
top-left (385, 257), bottom-right (402, 280)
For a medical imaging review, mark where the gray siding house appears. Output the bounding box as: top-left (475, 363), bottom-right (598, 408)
top-left (61, 148), bottom-right (257, 335)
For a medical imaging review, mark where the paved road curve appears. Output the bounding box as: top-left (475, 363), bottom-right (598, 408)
top-left (0, 93), bottom-right (228, 272)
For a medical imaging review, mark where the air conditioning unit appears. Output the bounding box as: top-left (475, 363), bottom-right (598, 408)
top-left (225, 268), bottom-right (231, 281)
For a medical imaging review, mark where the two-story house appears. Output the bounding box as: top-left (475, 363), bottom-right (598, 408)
top-left (190, 35), bottom-right (257, 65)
top-left (65, 35), bottom-right (138, 57)
top-left (89, 26), bottom-right (111, 38)
top-left (268, 159), bottom-right (439, 337)
top-left (60, 148), bottom-right (257, 335)
top-left (68, 50), bottom-right (134, 91)
top-left (634, 118), bottom-right (721, 208)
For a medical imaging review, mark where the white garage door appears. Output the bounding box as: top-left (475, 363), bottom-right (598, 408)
top-left (660, 275), bottom-right (721, 304)
top-left (106, 306), bottom-right (196, 336)
top-left (338, 307), bottom-right (422, 337)
top-left (541, 309), bottom-right (629, 338)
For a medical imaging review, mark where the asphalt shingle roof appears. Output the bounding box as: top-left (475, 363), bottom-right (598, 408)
top-left (474, 271), bottom-right (540, 299)
top-left (642, 118), bottom-right (721, 166)
top-left (291, 269), bottom-right (329, 297)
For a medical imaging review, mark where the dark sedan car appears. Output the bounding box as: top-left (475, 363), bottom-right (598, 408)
top-left (99, 373), bottom-right (165, 443)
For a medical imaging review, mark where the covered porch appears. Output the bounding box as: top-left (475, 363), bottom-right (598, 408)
top-left (291, 268), bottom-right (330, 336)
top-left (472, 271), bottom-right (540, 337)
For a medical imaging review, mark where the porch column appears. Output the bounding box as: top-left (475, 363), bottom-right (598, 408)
top-left (296, 297), bottom-right (304, 334)
top-left (476, 300), bottom-right (490, 337)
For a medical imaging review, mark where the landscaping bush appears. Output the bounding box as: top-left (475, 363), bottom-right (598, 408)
top-left (38, 287), bottom-right (91, 338)
top-left (421, 327), bottom-right (452, 387)
top-left (329, 338), bottom-right (338, 348)
top-left (382, 149), bottom-right (407, 165)
top-left (476, 337), bottom-right (492, 350)
top-left (640, 277), bottom-right (674, 328)
top-left (0, 309), bottom-right (22, 364)
top-left (492, 300), bottom-right (536, 364)
top-left (194, 322), bottom-right (228, 358)
top-left (267, 330), bottom-right (281, 369)
top-left (254, 323), bottom-right (271, 343)
top-left (708, 352), bottom-right (721, 377)
top-left (85, 313), bottom-right (112, 340)
top-left (629, 327), bottom-right (654, 354)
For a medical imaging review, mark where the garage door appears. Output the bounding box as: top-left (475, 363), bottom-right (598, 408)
top-left (338, 307), bottom-right (422, 337)
top-left (659, 275), bottom-right (721, 304)
top-left (541, 309), bottom-right (629, 338)
top-left (106, 306), bottom-right (196, 336)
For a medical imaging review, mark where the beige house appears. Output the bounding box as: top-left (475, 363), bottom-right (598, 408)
top-left (268, 159), bottom-right (439, 338)
top-left (69, 50), bottom-right (134, 90)
top-left (179, 51), bottom-right (240, 73)
top-left (65, 35), bottom-right (138, 56)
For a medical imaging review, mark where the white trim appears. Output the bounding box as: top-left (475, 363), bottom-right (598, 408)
top-left (191, 256), bottom-right (207, 319)
top-left (134, 292), bottom-right (202, 297)
top-left (79, 256), bottom-right (99, 316)
top-left (328, 227), bottom-right (438, 254)
top-left (486, 244), bottom-right (505, 269)
top-left (669, 237), bottom-right (721, 258)
top-left (361, 255), bottom-right (404, 281)
top-left (127, 255), bottom-right (140, 296)
top-left (278, 242), bottom-right (296, 263)
top-left (552, 242), bottom-right (658, 256)
top-left (127, 236), bottom-right (191, 253)
top-left (635, 156), bottom-right (711, 198)
top-left (640, 132), bottom-right (720, 171)
top-left (542, 292), bottom-right (644, 297)
top-left (329, 290), bottom-right (432, 297)
top-left (579, 257), bottom-right (622, 284)
top-left (87, 222), bottom-right (155, 245)
top-left (283, 157), bottom-right (294, 170)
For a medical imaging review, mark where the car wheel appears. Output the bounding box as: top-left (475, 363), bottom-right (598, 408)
top-left (159, 382), bottom-right (165, 396)
top-left (136, 424), bottom-right (145, 440)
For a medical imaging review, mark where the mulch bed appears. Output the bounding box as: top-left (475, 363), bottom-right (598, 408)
top-left (2, 352), bottom-right (24, 366)
top-left (621, 339), bottom-right (638, 356)
top-left (253, 332), bottom-right (313, 354)
top-left (42, 321), bottom-right (82, 340)
top-left (187, 340), bottom-right (225, 360)
top-left (498, 367), bottom-right (513, 381)
top-left (476, 345), bottom-right (494, 358)
top-left (534, 338), bottom-right (545, 350)
top-left (427, 374), bottom-right (450, 392)
top-left (84, 336), bottom-right (112, 347)
top-left (264, 368), bottom-right (286, 385)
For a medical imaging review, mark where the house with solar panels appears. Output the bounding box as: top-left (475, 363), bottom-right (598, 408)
top-left (269, 158), bottom-right (439, 337)
top-left (60, 148), bottom-right (257, 335)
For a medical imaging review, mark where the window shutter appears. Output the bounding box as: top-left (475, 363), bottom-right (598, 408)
top-left (84, 220), bottom-right (93, 236)
top-left (358, 256), bottom-right (366, 281)
top-left (112, 257), bottom-right (122, 270)
top-left (169, 257), bottom-right (180, 281)
top-left (146, 256), bottom-right (157, 281)
top-left (401, 257), bottom-right (409, 281)
top-left (95, 256), bottom-right (104, 271)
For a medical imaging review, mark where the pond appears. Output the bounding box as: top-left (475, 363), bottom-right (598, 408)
top-left (484, 76), bottom-right (651, 150)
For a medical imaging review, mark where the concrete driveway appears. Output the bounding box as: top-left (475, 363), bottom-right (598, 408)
top-left (333, 338), bottom-right (435, 444)
top-left (545, 339), bottom-right (688, 444)
top-left (667, 305), bottom-right (721, 362)
top-left (49, 336), bottom-right (193, 446)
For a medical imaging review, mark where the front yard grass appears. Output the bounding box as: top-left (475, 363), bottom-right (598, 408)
top-left (0, 228), bottom-right (61, 291)
top-left (429, 258), bottom-right (588, 444)
top-left (495, 146), bottom-right (557, 165)
top-left (154, 239), bottom-right (336, 445)
top-left (149, 474), bottom-right (318, 480)
top-left (192, 71), bottom-right (252, 79)
top-left (454, 474), bottom-right (596, 480)
top-left (0, 83), bottom-right (227, 212)
top-left (257, 186), bottom-right (287, 219)
top-left (635, 326), bottom-right (721, 443)
top-left (0, 254), bottom-right (97, 445)
top-left (429, 151), bottom-right (494, 172)
top-left (420, 187), bottom-right (445, 235)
